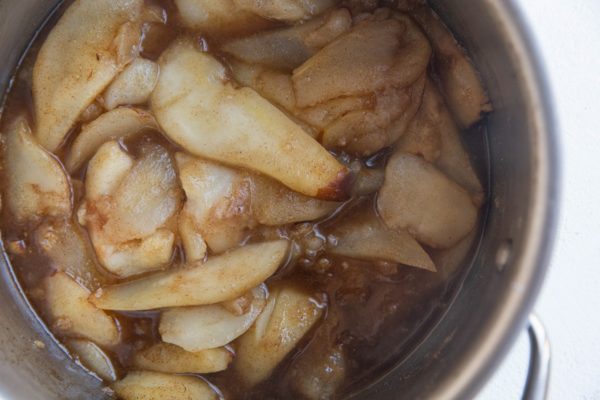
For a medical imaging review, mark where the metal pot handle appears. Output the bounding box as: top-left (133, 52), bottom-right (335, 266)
top-left (521, 314), bottom-right (551, 400)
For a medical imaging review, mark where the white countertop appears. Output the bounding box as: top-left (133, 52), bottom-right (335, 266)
top-left (478, 1), bottom-right (600, 399)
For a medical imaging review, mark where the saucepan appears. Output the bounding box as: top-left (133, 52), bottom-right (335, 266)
top-left (0, 0), bottom-right (559, 399)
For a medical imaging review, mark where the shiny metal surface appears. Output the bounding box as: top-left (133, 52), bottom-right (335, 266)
top-left (523, 315), bottom-right (551, 400)
top-left (0, 0), bottom-right (559, 399)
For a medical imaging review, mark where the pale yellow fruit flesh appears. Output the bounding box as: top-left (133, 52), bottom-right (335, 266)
top-left (151, 40), bottom-right (348, 200)
top-left (32, 0), bottom-right (144, 151)
top-left (91, 240), bottom-right (289, 310)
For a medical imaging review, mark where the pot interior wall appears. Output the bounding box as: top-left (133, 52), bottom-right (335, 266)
top-left (0, 1), bottom-right (556, 399)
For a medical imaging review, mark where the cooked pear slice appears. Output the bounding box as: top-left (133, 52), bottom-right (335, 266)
top-left (178, 212), bottom-right (208, 263)
top-left (235, 284), bottom-right (324, 386)
top-left (350, 166), bottom-right (384, 196)
top-left (83, 141), bottom-right (133, 200)
top-left (326, 206), bottom-right (435, 271)
top-left (32, 0), bottom-right (145, 151)
top-left (295, 95), bottom-right (371, 130)
top-left (67, 339), bottom-right (117, 382)
top-left (229, 61), bottom-right (392, 146)
top-left (321, 75), bottom-right (426, 156)
top-left (65, 107), bottom-right (157, 172)
top-left (188, 60), bottom-right (319, 137)
top-left (131, 342), bottom-right (232, 374)
top-left (34, 219), bottom-right (108, 291)
top-left (91, 229), bottom-right (176, 278)
top-left (293, 347), bottom-right (345, 399)
top-left (176, 153), bottom-right (253, 254)
top-left (103, 58), bottom-right (159, 110)
top-left (395, 102), bottom-right (442, 163)
top-left (112, 371), bottom-right (217, 400)
top-left (101, 144), bottom-right (181, 243)
top-left (234, 0), bottom-right (338, 22)
top-left (292, 15), bottom-right (431, 108)
top-left (223, 8), bottom-right (351, 70)
top-left (396, 80), bottom-right (484, 203)
top-left (221, 292), bottom-right (255, 316)
top-left (283, 13), bottom-right (430, 155)
top-left (230, 61), bottom-right (298, 111)
top-left (432, 229), bottom-right (478, 278)
top-left (159, 285), bottom-right (267, 351)
top-left (91, 240), bottom-right (289, 311)
top-left (377, 153), bottom-right (478, 249)
top-left (410, 6), bottom-right (492, 127)
top-left (435, 112), bottom-right (485, 206)
top-left (3, 117), bottom-right (71, 223)
top-left (229, 62), bottom-right (367, 132)
top-left (151, 40), bottom-right (348, 200)
top-left (230, 19), bottom-right (428, 156)
top-left (79, 102), bottom-right (105, 124)
top-left (177, 153), bottom-right (337, 238)
top-left (42, 272), bottom-right (120, 347)
top-left (112, 21), bottom-right (144, 66)
top-left (79, 142), bottom-right (181, 277)
top-left (174, 0), bottom-right (268, 35)
top-left (251, 174), bottom-right (339, 226)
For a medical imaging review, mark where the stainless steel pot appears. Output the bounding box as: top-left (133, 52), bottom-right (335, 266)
top-left (0, 0), bottom-right (559, 399)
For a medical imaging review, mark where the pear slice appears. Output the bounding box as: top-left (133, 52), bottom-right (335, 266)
top-left (177, 212), bottom-right (208, 263)
top-left (350, 166), bottom-right (385, 196)
top-left (32, 0), bottom-right (145, 151)
top-left (159, 285), bottom-right (267, 351)
top-left (3, 117), bottom-right (71, 223)
top-left (410, 6), bottom-right (492, 127)
top-left (397, 80), bottom-right (484, 204)
top-left (250, 174), bottom-right (339, 226)
top-left (229, 61), bottom-right (298, 112)
top-left (174, 0), bottom-right (268, 35)
top-left (42, 272), bottom-right (120, 347)
top-left (377, 153), bottom-right (478, 249)
top-left (223, 8), bottom-right (351, 70)
top-left (91, 240), bottom-right (289, 311)
top-left (65, 107), bottom-right (157, 172)
top-left (112, 371), bottom-right (217, 400)
top-left (235, 284), bottom-right (324, 386)
top-left (395, 86), bottom-right (443, 164)
top-left (34, 219), bottom-right (108, 292)
top-left (101, 144), bottom-right (181, 243)
top-left (292, 15), bottom-right (431, 108)
top-left (79, 102), bottom-right (105, 124)
top-left (83, 141), bottom-right (133, 200)
top-left (234, 0), bottom-right (338, 22)
top-left (79, 141), bottom-right (181, 277)
top-left (103, 58), bottom-right (159, 110)
top-left (151, 40), bottom-right (348, 200)
top-left (89, 229), bottom-right (176, 278)
top-left (432, 229), bottom-right (479, 279)
top-left (176, 153), bottom-right (253, 255)
top-left (67, 339), bottom-right (117, 382)
top-left (326, 206), bottom-right (435, 271)
top-left (320, 75), bottom-right (426, 156)
top-left (177, 153), bottom-right (337, 248)
top-left (131, 342), bottom-right (232, 374)
top-left (289, 315), bottom-right (346, 400)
